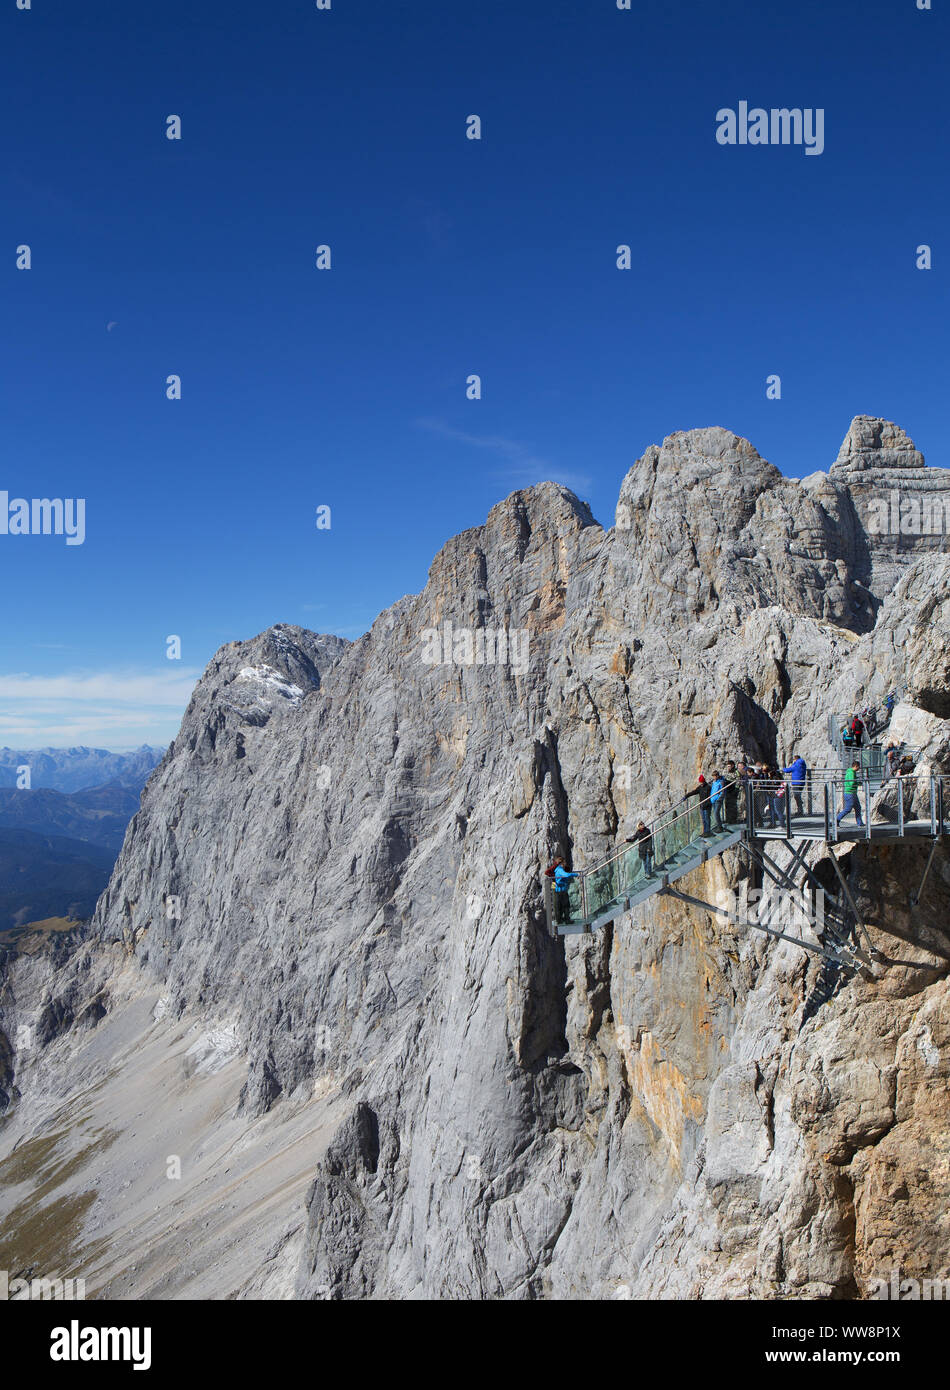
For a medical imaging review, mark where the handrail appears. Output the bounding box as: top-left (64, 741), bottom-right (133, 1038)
top-left (588, 769), bottom-right (880, 878)
top-left (547, 771), bottom-right (950, 934)
top-left (574, 771), bottom-right (942, 885)
top-left (590, 784), bottom-right (721, 876)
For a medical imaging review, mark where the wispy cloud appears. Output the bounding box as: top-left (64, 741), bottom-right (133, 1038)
top-left (416, 418), bottom-right (592, 494)
top-left (0, 668), bottom-right (200, 748)
top-left (418, 418), bottom-right (549, 469)
top-left (498, 464), bottom-right (594, 494)
top-left (0, 670), bottom-right (199, 704)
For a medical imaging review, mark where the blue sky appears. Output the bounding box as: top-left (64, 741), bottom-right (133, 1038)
top-left (2, 0), bottom-right (947, 747)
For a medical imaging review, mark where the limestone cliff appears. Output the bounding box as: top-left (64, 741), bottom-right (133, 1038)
top-left (1, 417), bottom-right (948, 1300)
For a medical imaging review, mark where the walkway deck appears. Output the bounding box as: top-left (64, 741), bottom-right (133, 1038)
top-left (545, 770), bottom-right (948, 939)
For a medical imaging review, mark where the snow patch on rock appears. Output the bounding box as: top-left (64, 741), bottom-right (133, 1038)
top-left (185, 1023), bottom-right (240, 1075)
top-left (234, 664), bottom-right (304, 707)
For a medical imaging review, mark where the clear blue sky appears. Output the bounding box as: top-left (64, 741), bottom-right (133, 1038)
top-left (2, 0), bottom-right (947, 746)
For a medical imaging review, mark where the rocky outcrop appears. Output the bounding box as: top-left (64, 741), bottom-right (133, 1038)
top-left (827, 416), bottom-right (950, 600)
top-left (1, 417), bottom-right (948, 1300)
top-left (616, 426), bottom-right (874, 632)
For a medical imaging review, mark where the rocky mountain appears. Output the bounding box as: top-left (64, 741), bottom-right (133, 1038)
top-left (826, 416), bottom-right (950, 600)
top-left (0, 744), bottom-right (164, 793)
top-left (1, 418), bottom-right (948, 1300)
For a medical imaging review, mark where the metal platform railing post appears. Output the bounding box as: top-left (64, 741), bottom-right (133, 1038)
top-left (580, 873), bottom-right (588, 923)
top-left (745, 780), bottom-right (754, 838)
top-left (824, 782), bottom-right (831, 842)
top-left (785, 777), bottom-right (793, 839)
top-left (897, 778), bottom-right (905, 838)
top-left (931, 776), bottom-right (938, 838)
top-left (864, 771), bottom-right (871, 840)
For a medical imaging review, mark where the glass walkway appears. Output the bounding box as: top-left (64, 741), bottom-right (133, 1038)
top-left (544, 771), bottom-right (950, 938)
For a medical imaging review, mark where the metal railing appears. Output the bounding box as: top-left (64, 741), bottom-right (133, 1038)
top-left (547, 781), bottom-right (743, 930)
top-left (828, 708), bottom-right (915, 781)
top-left (544, 772), bottom-right (950, 934)
top-left (829, 698), bottom-right (899, 751)
top-left (548, 777), bottom-right (750, 931)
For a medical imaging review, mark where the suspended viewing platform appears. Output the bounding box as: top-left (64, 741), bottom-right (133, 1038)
top-left (543, 754), bottom-right (949, 966)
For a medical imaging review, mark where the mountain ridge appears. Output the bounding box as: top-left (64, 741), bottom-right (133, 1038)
top-left (0, 744), bottom-right (165, 793)
top-left (1, 416), bottom-right (949, 1300)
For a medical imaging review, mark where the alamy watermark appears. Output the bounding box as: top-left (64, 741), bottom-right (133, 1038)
top-left (420, 622), bottom-right (530, 675)
top-left (867, 491), bottom-right (950, 536)
top-left (868, 1269), bottom-right (950, 1300)
top-left (0, 492), bottom-right (85, 545)
top-left (1, 1269), bottom-right (86, 1300)
top-left (716, 885), bottom-right (825, 939)
top-left (716, 102), bottom-right (824, 157)
top-left (50, 1322), bottom-right (151, 1370)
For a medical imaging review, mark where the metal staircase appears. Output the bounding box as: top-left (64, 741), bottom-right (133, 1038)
top-left (543, 769), bottom-right (949, 961)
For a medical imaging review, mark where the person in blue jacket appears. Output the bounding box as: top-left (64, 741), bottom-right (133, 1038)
top-left (710, 771), bottom-right (728, 831)
top-left (551, 857), bottom-right (577, 924)
top-left (782, 753), bottom-right (808, 816)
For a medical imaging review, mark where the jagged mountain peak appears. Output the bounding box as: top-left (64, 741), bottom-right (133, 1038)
top-left (206, 624), bottom-right (348, 690)
top-left (624, 426), bottom-right (781, 493)
top-left (429, 481), bottom-right (599, 570)
top-left (832, 416), bottom-right (926, 474)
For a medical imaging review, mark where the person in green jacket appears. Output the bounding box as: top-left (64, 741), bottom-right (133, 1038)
top-left (836, 760), bottom-right (864, 827)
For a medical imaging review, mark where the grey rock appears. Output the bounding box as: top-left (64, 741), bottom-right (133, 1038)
top-left (1, 419), bottom-right (949, 1300)
top-left (829, 416), bottom-right (950, 599)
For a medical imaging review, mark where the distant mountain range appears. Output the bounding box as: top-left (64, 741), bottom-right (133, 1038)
top-left (0, 744), bottom-right (164, 793)
top-left (0, 829), bottom-right (115, 933)
top-left (0, 783), bottom-right (141, 854)
top-left (0, 748), bottom-right (164, 932)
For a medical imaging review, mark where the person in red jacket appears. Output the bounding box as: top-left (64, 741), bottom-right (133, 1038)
top-left (683, 775), bottom-right (712, 837)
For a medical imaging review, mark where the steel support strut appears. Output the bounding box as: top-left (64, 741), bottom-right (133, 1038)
top-left (744, 841), bottom-right (825, 939)
top-left (822, 849), bottom-right (878, 964)
top-left (827, 848), bottom-right (862, 925)
top-left (661, 886), bottom-right (854, 966)
top-left (742, 839), bottom-right (875, 969)
top-left (782, 839), bottom-right (824, 894)
top-left (910, 839), bottom-right (939, 908)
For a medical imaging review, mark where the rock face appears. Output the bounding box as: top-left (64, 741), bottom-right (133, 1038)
top-left (827, 416), bottom-right (950, 600)
top-left (1, 417), bottom-right (949, 1301)
top-left (617, 426), bottom-right (874, 632)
